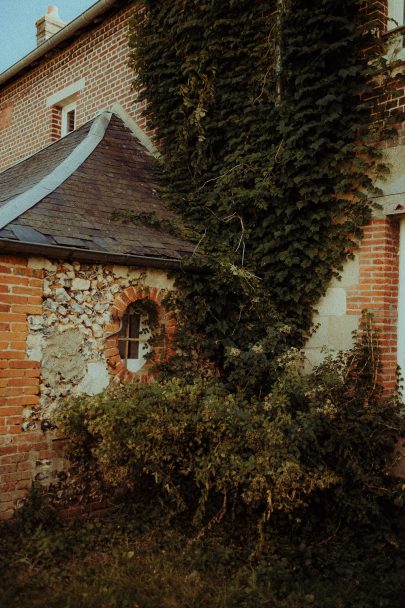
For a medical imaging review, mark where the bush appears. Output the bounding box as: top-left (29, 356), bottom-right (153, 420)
top-left (56, 317), bottom-right (405, 537)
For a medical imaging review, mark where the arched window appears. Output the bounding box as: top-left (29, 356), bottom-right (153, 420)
top-left (107, 287), bottom-right (175, 383)
top-left (118, 302), bottom-right (151, 373)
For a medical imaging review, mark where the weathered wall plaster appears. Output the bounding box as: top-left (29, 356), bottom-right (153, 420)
top-left (305, 255), bottom-right (360, 367)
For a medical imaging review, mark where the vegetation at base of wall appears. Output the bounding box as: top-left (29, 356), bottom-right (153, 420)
top-left (0, 505), bottom-right (405, 608)
top-left (129, 0), bottom-right (399, 376)
top-left (3, 331), bottom-right (405, 607)
top-left (55, 319), bottom-right (405, 544)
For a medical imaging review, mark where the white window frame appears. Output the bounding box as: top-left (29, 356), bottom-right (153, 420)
top-left (61, 101), bottom-right (76, 137)
top-left (118, 305), bottom-right (151, 374)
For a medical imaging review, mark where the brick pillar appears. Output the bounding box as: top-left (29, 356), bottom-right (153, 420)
top-left (0, 256), bottom-right (49, 520)
top-left (347, 218), bottom-right (400, 391)
top-left (50, 106), bottom-right (62, 141)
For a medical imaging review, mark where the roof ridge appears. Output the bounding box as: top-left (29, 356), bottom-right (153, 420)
top-left (0, 111), bottom-right (112, 230)
top-left (110, 103), bottom-right (160, 159)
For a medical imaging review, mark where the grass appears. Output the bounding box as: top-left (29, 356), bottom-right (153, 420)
top-left (0, 500), bottom-right (237, 608)
top-left (1, 494), bottom-right (405, 608)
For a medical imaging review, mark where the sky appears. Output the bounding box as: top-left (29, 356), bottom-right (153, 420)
top-left (0, 0), bottom-right (98, 73)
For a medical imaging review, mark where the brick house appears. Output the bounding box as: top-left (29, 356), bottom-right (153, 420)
top-left (0, 0), bottom-right (405, 517)
top-left (0, 0), bottom-right (196, 519)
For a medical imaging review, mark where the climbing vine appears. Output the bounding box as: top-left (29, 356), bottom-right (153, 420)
top-left (129, 0), bottom-right (395, 382)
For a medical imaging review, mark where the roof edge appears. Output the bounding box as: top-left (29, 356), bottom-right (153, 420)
top-left (0, 238), bottom-right (188, 270)
top-left (0, 0), bottom-right (131, 88)
top-left (0, 111), bottom-right (113, 230)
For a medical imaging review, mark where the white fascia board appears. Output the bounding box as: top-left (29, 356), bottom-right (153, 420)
top-left (0, 111), bottom-right (112, 230)
top-left (46, 78), bottom-right (86, 107)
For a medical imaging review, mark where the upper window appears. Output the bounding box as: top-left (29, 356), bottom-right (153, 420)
top-left (61, 101), bottom-right (76, 137)
top-left (118, 303), bottom-right (151, 373)
top-left (46, 79), bottom-right (85, 140)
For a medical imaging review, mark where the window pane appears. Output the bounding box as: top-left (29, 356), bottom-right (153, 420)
top-left (67, 109), bottom-right (75, 133)
top-left (128, 340), bottom-right (139, 359)
top-left (118, 339), bottom-right (126, 360)
top-left (129, 313), bottom-right (140, 339)
top-left (119, 314), bottom-right (128, 338)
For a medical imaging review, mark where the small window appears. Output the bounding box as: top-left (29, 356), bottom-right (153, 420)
top-left (61, 101), bottom-right (76, 137)
top-left (118, 303), bottom-right (151, 373)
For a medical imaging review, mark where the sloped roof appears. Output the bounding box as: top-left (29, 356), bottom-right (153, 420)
top-left (0, 111), bottom-right (195, 268)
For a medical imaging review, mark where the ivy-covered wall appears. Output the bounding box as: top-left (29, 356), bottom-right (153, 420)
top-left (130, 0), bottom-right (396, 383)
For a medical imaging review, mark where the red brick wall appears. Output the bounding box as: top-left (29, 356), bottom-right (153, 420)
top-left (0, 257), bottom-right (177, 518)
top-left (0, 2), bottom-right (147, 172)
top-left (0, 255), bottom-right (50, 520)
top-left (346, 218), bottom-right (400, 391)
top-left (345, 1), bottom-right (403, 391)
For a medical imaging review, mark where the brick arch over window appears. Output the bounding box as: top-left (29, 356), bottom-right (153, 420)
top-left (104, 286), bottom-right (176, 383)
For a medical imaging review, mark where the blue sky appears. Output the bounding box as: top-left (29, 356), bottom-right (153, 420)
top-left (0, 0), bottom-right (97, 73)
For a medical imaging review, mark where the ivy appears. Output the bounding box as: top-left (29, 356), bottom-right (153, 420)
top-left (129, 0), bottom-right (396, 383)
top-left (111, 209), bottom-right (192, 239)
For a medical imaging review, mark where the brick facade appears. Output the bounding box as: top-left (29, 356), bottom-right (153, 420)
top-left (0, 256), bottom-right (175, 520)
top-left (0, 2), bottom-right (145, 172)
top-left (0, 255), bottom-right (62, 521)
top-left (0, 0), bottom-right (174, 517)
top-left (305, 1), bottom-right (405, 392)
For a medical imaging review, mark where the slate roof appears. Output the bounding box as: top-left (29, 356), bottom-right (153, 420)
top-left (0, 112), bottom-right (195, 267)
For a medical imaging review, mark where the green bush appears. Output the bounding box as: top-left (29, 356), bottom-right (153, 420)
top-left (56, 318), bottom-right (405, 536)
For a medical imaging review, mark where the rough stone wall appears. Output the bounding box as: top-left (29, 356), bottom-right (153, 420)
top-left (0, 2), bottom-right (144, 172)
top-left (25, 257), bottom-right (173, 427)
top-left (0, 255), bottom-right (174, 519)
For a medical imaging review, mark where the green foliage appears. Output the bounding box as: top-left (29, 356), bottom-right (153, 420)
top-left (2, 495), bottom-right (405, 608)
top-left (162, 263), bottom-right (299, 396)
top-left (34, 323), bottom-right (405, 607)
top-left (111, 208), bottom-right (193, 240)
top-left (14, 483), bottom-right (59, 533)
top-left (129, 0), bottom-right (395, 369)
top-left (56, 322), bottom-right (405, 537)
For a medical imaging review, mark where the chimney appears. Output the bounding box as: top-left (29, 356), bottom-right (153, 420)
top-left (35, 6), bottom-right (66, 47)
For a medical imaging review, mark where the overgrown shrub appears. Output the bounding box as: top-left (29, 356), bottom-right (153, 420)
top-left (56, 319), bottom-right (405, 537)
